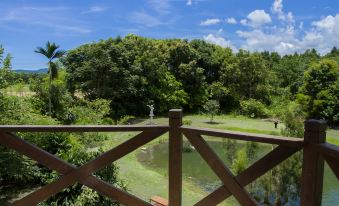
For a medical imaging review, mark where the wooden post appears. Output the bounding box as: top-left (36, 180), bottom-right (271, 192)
top-left (168, 109), bottom-right (183, 206)
top-left (301, 119), bottom-right (327, 206)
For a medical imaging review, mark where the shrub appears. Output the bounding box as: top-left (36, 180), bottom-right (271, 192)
top-left (240, 99), bottom-right (268, 118)
top-left (183, 118), bottom-right (192, 125)
top-left (67, 99), bottom-right (112, 125)
top-left (117, 115), bottom-right (136, 125)
top-left (281, 102), bottom-right (305, 138)
top-left (42, 147), bottom-right (124, 206)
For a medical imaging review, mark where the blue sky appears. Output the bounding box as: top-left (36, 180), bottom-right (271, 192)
top-left (0, 0), bottom-right (338, 70)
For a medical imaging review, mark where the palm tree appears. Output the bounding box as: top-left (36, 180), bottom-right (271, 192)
top-left (35, 42), bottom-right (66, 116)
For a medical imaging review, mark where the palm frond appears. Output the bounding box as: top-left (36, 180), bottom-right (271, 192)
top-left (47, 42), bottom-right (60, 59)
top-left (52, 50), bottom-right (66, 59)
top-left (34, 47), bottom-right (48, 57)
top-left (36, 41), bottom-right (65, 61)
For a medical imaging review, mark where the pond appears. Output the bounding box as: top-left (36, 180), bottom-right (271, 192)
top-left (137, 140), bottom-right (339, 205)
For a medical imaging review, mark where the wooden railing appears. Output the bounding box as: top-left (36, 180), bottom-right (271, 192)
top-left (0, 109), bottom-right (338, 206)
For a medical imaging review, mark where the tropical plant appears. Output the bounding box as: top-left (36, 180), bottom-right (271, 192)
top-left (35, 42), bottom-right (66, 115)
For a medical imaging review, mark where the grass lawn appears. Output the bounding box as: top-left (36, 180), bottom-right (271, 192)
top-left (96, 114), bottom-right (338, 205)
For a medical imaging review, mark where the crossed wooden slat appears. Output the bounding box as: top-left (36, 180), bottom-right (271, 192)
top-left (182, 130), bottom-right (302, 206)
top-left (0, 128), bottom-right (167, 206)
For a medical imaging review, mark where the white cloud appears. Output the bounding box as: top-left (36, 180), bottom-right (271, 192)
top-left (129, 11), bottom-right (165, 27)
top-left (187, 0), bottom-right (193, 6)
top-left (226, 17), bottom-right (237, 24)
top-left (312, 15), bottom-right (337, 32)
top-left (272, 0), bottom-right (283, 15)
top-left (83, 6), bottom-right (107, 14)
top-left (242, 10), bottom-right (271, 27)
top-left (0, 7), bottom-right (91, 34)
top-left (235, 13), bottom-right (339, 55)
top-left (271, 0), bottom-right (294, 23)
top-left (236, 26), bottom-right (298, 54)
top-left (240, 19), bottom-right (247, 25)
top-left (306, 14), bottom-right (339, 51)
top-left (148, 0), bottom-right (170, 14)
top-left (200, 18), bottom-right (221, 26)
top-left (203, 34), bottom-right (235, 49)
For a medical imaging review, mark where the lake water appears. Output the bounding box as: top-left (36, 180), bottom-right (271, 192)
top-left (137, 140), bottom-right (339, 205)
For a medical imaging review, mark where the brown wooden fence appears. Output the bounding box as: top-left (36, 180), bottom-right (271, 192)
top-left (0, 109), bottom-right (338, 206)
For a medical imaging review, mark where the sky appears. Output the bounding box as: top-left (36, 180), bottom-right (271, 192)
top-left (0, 0), bottom-right (338, 70)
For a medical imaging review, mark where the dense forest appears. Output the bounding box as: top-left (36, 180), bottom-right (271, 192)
top-left (62, 35), bottom-right (339, 124)
top-left (0, 35), bottom-right (338, 205)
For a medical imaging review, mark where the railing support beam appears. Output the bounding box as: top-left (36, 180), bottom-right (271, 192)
top-left (169, 109), bottom-right (183, 206)
top-left (301, 119), bottom-right (327, 206)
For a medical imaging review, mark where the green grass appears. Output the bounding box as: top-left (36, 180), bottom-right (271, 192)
top-left (183, 114), bottom-right (339, 145)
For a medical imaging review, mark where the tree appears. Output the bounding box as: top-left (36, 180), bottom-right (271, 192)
top-left (0, 46), bottom-right (13, 88)
top-left (35, 42), bottom-right (66, 115)
top-left (297, 59), bottom-right (339, 123)
top-left (220, 50), bottom-right (272, 105)
top-left (203, 100), bottom-right (220, 122)
top-left (63, 36), bottom-right (188, 118)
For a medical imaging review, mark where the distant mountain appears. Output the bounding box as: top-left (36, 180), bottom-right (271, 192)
top-left (14, 68), bottom-right (48, 73)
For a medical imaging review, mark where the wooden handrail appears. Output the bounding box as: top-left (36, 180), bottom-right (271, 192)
top-left (180, 126), bottom-right (304, 147)
top-left (0, 112), bottom-right (338, 206)
top-left (0, 125), bottom-right (169, 132)
top-left (310, 142), bottom-right (339, 159)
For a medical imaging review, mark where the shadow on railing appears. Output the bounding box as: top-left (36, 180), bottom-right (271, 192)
top-left (0, 109), bottom-right (338, 206)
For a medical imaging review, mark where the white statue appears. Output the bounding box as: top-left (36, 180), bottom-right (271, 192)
top-left (147, 104), bottom-right (155, 125)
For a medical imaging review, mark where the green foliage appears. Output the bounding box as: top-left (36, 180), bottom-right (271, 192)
top-left (60, 35), bottom-right (339, 123)
top-left (0, 94), bottom-right (124, 205)
top-left (117, 115), bottom-right (136, 125)
top-left (220, 50), bottom-right (272, 105)
top-left (0, 46), bottom-right (13, 89)
top-left (30, 70), bottom-right (73, 120)
top-left (183, 142), bottom-right (194, 153)
top-left (35, 41), bottom-right (66, 116)
top-left (203, 100), bottom-right (220, 122)
top-left (174, 61), bottom-right (208, 110)
top-left (240, 99), bottom-right (269, 118)
top-left (63, 36), bottom-right (188, 118)
top-left (297, 59), bottom-right (339, 123)
top-left (231, 148), bottom-right (248, 175)
top-left (281, 102), bottom-right (305, 138)
top-left (183, 118), bottom-right (192, 125)
top-left (67, 98), bottom-right (112, 125)
top-left (42, 146), bottom-right (123, 206)
top-left (0, 145), bottom-right (41, 185)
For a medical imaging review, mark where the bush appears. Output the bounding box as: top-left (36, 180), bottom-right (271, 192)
top-left (67, 99), bottom-right (112, 125)
top-left (42, 147), bottom-right (124, 206)
top-left (0, 95), bottom-right (124, 205)
top-left (240, 99), bottom-right (268, 118)
top-left (117, 115), bottom-right (136, 125)
top-left (183, 118), bottom-right (192, 125)
top-left (281, 102), bottom-right (305, 138)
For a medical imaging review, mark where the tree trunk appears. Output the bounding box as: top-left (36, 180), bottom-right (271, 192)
top-left (48, 61), bottom-right (52, 116)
